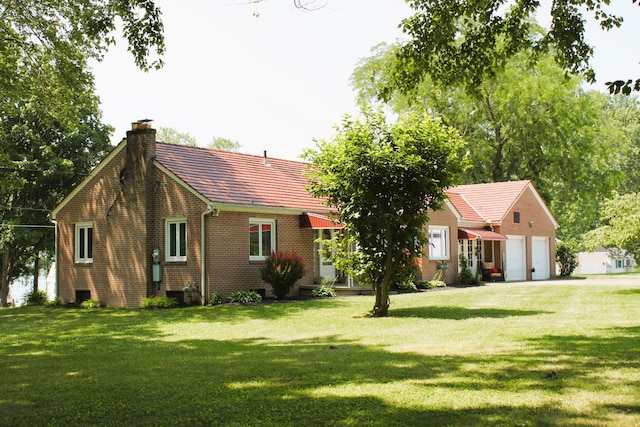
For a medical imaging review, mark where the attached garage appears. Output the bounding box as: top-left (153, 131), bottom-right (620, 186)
top-left (531, 237), bottom-right (550, 280)
top-left (505, 235), bottom-right (526, 281)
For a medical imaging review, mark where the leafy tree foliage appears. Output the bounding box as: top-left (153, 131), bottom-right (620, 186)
top-left (604, 96), bottom-right (640, 194)
top-left (303, 109), bottom-right (466, 317)
top-left (583, 193), bottom-right (640, 254)
top-left (396, 0), bottom-right (639, 95)
top-left (0, 0), bottom-right (165, 306)
top-left (0, 53), bottom-right (111, 307)
top-left (209, 137), bottom-right (242, 153)
top-left (352, 44), bottom-right (625, 240)
top-left (157, 127), bottom-right (197, 146)
top-left (0, 0), bottom-right (165, 72)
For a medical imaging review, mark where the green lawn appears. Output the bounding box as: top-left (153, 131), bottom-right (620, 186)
top-left (1, 282), bottom-right (639, 426)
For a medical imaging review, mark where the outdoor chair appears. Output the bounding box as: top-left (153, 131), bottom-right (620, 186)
top-left (481, 262), bottom-right (505, 282)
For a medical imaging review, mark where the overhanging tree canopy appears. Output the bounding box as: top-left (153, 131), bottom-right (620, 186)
top-left (396, 0), bottom-right (640, 95)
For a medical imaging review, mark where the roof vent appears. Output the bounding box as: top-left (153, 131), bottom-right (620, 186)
top-left (263, 150), bottom-right (270, 166)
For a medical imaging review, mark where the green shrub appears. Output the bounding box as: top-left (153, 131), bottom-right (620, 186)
top-left (415, 280), bottom-right (431, 289)
top-left (80, 299), bottom-right (100, 309)
top-left (312, 283), bottom-right (337, 298)
top-left (393, 280), bottom-right (417, 291)
top-left (140, 296), bottom-right (177, 309)
top-left (556, 239), bottom-right (578, 276)
top-left (260, 251), bottom-right (305, 300)
top-left (428, 280), bottom-right (447, 288)
top-left (458, 254), bottom-right (478, 285)
top-left (209, 291), bottom-right (224, 306)
top-left (228, 290), bottom-right (262, 304)
top-left (26, 290), bottom-right (48, 306)
top-left (44, 297), bottom-right (64, 307)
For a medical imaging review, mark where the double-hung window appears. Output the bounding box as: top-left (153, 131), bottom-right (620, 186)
top-left (249, 219), bottom-right (275, 260)
top-left (166, 218), bottom-right (187, 261)
top-left (76, 223), bottom-right (93, 263)
top-left (428, 226), bottom-right (449, 260)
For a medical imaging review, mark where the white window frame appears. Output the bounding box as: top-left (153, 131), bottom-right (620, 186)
top-left (249, 218), bottom-right (276, 261)
top-left (75, 222), bottom-right (93, 263)
top-left (428, 226), bottom-right (450, 260)
top-left (166, 218), bottom-right (187, 262)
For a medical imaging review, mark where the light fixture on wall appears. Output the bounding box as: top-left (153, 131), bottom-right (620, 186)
top-left (528, 220), bottom-right (533, 228)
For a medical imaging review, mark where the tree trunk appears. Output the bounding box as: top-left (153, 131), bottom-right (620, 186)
top-left (33, 256), bottom-right (40, 293)
top-left (372, 279), bottom-right (390, 317)
top-left (372, 233), bottom-right (395, 317)
top-left (0, 251), bottom-right (13, 307)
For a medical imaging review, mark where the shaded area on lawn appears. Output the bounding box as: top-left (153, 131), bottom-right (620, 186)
top-left (1, 305), bottom-right (639, 426)
top-left (390, 305), bottom-right (549, 320)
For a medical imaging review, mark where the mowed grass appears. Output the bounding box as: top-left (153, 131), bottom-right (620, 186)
top-left (1, 282), bottom-right (639, 426)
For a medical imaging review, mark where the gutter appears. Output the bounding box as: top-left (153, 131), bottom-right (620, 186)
top-left (201, 204), bottom-right (217, 305)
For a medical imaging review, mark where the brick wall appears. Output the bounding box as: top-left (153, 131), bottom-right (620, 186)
top-left (421, 203), bottom-right (460, 284)
top-left (205, 211), bottom-right (315, 299)
top-left (494, 187), bottom-right (557, 280)
top-left (55, 127), bottom-right (158, 307)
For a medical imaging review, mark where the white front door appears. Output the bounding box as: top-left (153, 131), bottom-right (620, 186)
top-left (531, 237), bottom-right (550, 280)
top-left (318, 229), bottom-right (336, 280)
top-left (505, 235), bottom-right (526, 281)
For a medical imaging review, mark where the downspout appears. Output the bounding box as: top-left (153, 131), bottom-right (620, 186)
top-left (51, 218), bottom-right (58, 300)
top-left (201, 204), bottom-right (216, 305)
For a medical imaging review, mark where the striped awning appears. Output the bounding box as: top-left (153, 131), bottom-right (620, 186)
top-left (458, 227), bottom-right (507, 240)
top-left (299, 213), bottom-right (345, 229)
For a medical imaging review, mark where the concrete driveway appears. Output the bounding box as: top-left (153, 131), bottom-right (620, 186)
top-left (502, 274), bottom-right (640, 286)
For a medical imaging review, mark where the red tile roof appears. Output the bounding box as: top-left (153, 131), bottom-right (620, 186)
top-left (445, 191), bottom-right (484, 222)
top-left (154, 143), bottom-right (329, 212)
top-left (447, 180), bottom-right (531, 224)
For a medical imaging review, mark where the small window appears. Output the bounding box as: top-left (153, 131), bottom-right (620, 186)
top-left (513, 211), bottom-right (521, 224)
top-left (75, 223), bottom-right (93, 263)
top-left (75, 290), bottom-right (91, 304)
top-left (428, 226), bottom-right (449, 260)
top-left (166, 219), bottom-right (187, 261)
top-left (249, 219), bottom-right (276, 260)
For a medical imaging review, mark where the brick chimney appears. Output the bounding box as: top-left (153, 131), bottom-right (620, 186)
top-left (126, 120), bottom-right (156, 182)
top-left (124, 120), bottom-right (158, 299)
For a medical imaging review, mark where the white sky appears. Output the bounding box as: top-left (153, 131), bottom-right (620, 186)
top-left (91, 0), bottom-right (640, 161)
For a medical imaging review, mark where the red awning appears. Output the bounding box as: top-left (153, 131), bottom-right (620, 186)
top-left (458, 227), bottom-right (508, 240)
top-left (299, 213), bottom-right (345, 229)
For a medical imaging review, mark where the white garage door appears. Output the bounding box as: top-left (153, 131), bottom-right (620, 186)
top-left (531, 237), bottom-right (550, 280)
top-left (505, 235), bottom-right (526, 281)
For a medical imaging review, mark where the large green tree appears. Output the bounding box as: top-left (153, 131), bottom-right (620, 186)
top-left (352, 44), bottom-right (624, 239)
top-left (0, 0), bottom-right (166, 306)
top-left (303, 109), bottom-right (466, 317)
top-left (396, 0), bottom-right (639, 95)
top-left (0, 52), bottom-right (112, 307)
top-left (583, 193), bottom-right (640, 254)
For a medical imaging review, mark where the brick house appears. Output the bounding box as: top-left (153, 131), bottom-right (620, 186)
top-left (50, 122), bottom-right (344, 307)
top-left (421, 181), bottom-right (559, 283)
top-left (50, 122), bottom-right (558, 307)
